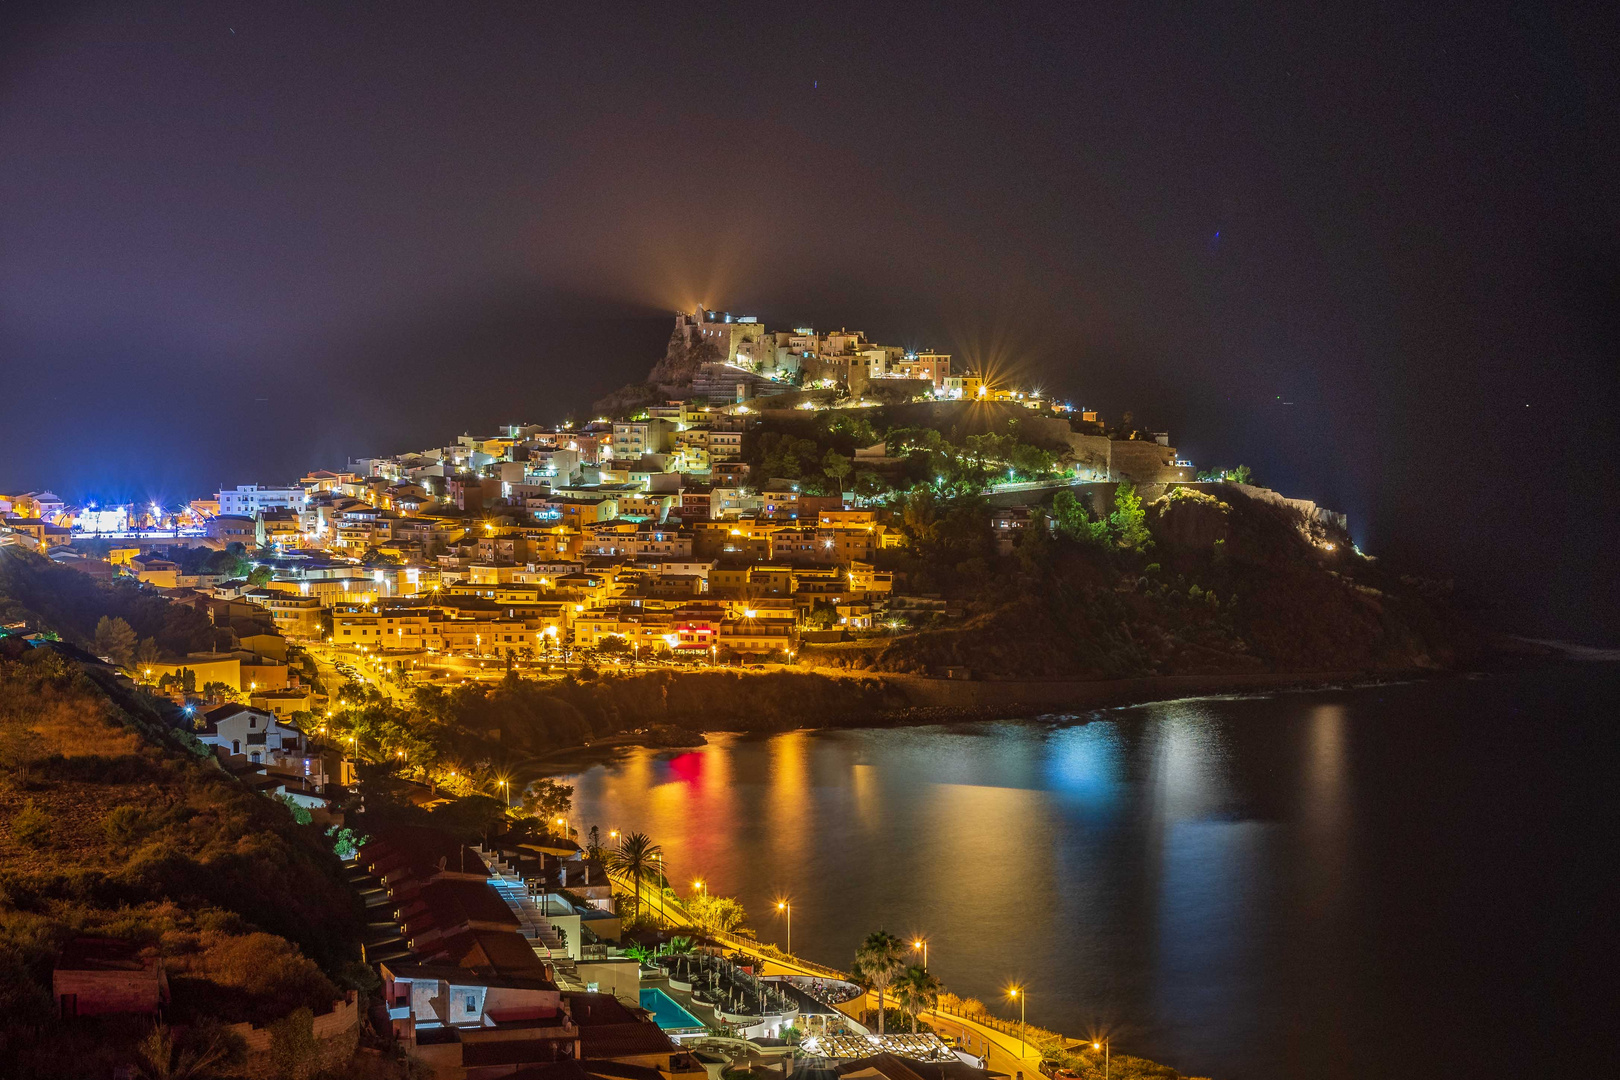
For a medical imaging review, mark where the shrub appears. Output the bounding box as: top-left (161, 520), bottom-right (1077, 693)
top-left (268, 1006), bottom-right (318, 1080)
top-left (9, 800), bottom-right (51, 847)
top-left (103, 805), bottom-right (150, 845)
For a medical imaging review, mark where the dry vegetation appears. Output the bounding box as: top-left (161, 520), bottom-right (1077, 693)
top-left (0, 644), bottom-right (367, 1078)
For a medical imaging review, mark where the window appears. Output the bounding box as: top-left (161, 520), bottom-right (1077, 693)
top-left (466, 995), bottom-right (476, 1012)
top-left (232, 740), bottom-right (240, 753)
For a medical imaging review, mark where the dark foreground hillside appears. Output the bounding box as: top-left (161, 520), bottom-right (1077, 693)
top-left (0, 639), bottom-right (369, 1079)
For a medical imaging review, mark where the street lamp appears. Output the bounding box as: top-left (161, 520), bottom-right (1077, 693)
top-left (1092, 1039), bottom-right (1110, 1080)
top-left (498, 778), bottom-right (510, 807)
top-left (650, 851), bottom-right (665, 925)
top-left (1007, 985), bottom-right (1027, 1059)
top-left (776, 898), bottom-right (791, 955)
top-left (912, 937), bottom-right (928, 969)
top-left (692, 879), bottom-right (705, 896)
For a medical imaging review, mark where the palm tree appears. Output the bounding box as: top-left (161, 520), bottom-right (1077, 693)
top-left (853, 930), bottom-right (908, 1034)
top-left (894, 966), bottom-right (943, 1033)
top-left (605, 831), bottom-right (662, 920)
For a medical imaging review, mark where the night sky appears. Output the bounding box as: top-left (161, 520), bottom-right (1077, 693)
top-left (2, 2), bottom-right (1616, 640)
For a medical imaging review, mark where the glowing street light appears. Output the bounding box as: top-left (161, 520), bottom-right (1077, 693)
top-left (692, 879), bottom-right (705, 895)
top-left (1092, 1039), bottom-right (1110, 1080)
top-left (1007, 985), bottom-right (1028, 1058)
top-left (912, 937), bottom-right (928, 969)
top-left (776, 898), bottom-right (792, 954)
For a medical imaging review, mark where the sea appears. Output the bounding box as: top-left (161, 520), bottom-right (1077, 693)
top-left (562, 665), bottom-right (1619, 1079)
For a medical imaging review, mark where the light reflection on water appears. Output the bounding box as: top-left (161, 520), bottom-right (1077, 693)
top-left (561, 670), bottom-right (1614, 1080)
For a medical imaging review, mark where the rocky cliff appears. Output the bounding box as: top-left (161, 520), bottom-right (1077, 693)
top-left (810, 484), bottom-right (1480, 680)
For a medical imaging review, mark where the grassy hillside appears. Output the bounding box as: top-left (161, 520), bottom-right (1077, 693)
top-left (0, 634), bottom-right (367, 1077)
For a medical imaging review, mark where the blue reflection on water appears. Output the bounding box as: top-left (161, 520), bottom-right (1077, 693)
top-left (1044, 719), bottom-right (1124, 818)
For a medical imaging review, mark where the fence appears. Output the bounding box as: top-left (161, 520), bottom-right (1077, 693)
top-left (223, 995), bottom-right (360, 1078)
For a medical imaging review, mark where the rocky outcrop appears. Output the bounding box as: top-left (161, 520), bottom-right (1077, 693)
top-left (1149, 487), bottom-right (1233, 549)
top-left (647, 330), bottom-right (723, 390)
top-left (594, 328), bottom-right (727, 417)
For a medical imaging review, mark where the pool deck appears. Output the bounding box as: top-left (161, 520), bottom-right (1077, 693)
top-left (641, 982), bottom-right (708, 1034)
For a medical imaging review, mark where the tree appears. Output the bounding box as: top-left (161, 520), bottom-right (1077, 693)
top-left (327, 825), bottom-right (367, 861)
top-left (202, 681), bottom-right (242, 704)
top-left (525, 778), bottom-right (575, 826)
top-left (1226, 464), bottom-right (1254, 484)
top-left (605, 831), bottom-right (663, 920)
top-left (203, 548), bottom-right (249, 579)
top-left (135, 637), bottom-right (162, 666)
top-left (853, 930), bottom-right (908, 1035)
top-left (686, 893), bottom-right (748, 935)
top-left (1016, 510), bottom-right (1054, 571)
top-left (899, 489), bottom-right (941, 550)
top-left (247, 565), bottom-right (273, 587)
top-left (894, 966), bottom-right (943, 1033)
top-left (1007, 441), bottom-right (1059, 481)
top-left (822, 450), bottom-right (854, 490)
top-left (803, 601), bottom-right (839, 630)
top-left (0, 721), bottom-right (45, 784)
top-left (95, 615), bottom-right (137, 666)
top-left (853, 470), bottom-right (889, 502)
top-left (1109, 482), bottom-right (1153, 553)
top-left (1051, 490), bottom-right (1109, 546)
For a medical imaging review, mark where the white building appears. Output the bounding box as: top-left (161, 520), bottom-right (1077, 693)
top-left (218, 485), bottom-right (308, 516)
top-left (196, 705), bottom-right (309, 768)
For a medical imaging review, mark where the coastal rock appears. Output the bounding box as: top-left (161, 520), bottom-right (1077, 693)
top-left (642, 724), bottom-right (707, 748)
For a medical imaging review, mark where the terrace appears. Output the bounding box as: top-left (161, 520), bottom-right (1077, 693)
top-left (655, 951), bottom-right (800, 1038)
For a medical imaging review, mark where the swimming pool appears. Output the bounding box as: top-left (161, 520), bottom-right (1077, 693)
top-left (641, 986), bottom-right (705, 1031)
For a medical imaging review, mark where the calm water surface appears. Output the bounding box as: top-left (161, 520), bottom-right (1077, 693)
top-left (563, 666), bottom-right (1617, 1079)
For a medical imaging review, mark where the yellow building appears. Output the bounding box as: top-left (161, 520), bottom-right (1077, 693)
top-left (255, 594), bottom-right (325, 640)
top-left (142, 653), bottom-right (242, 691)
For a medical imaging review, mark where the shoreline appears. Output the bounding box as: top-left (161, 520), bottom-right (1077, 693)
top-left (528, 666), bottom-right (1435, 773)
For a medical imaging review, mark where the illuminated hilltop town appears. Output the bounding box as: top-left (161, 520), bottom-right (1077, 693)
top-left (0, 305), bottom-right (1242, 739)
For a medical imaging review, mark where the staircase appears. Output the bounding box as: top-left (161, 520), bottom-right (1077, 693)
top-left (486, 871), bottom-right (581, 984)
top-left (346, 859), bottom-right (411, 963)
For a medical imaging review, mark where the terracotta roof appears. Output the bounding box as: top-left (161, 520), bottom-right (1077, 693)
top-left (398, 878), bottom-right (520, 937)
top-left (380, 961), bottom-right (560, 993)
top-left (458, 1025), bottom-right (579, 1068)
top-left (422, 928), bottom-right (551, 977)
top-left (360, 825), bottom-right (490, 883)
top-left (55, 936), bottom-right (158, 974)
top-left (564, 992), bottom-right (640, 1027)
top-left (575, 1024), bottom-right (677, 1060)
